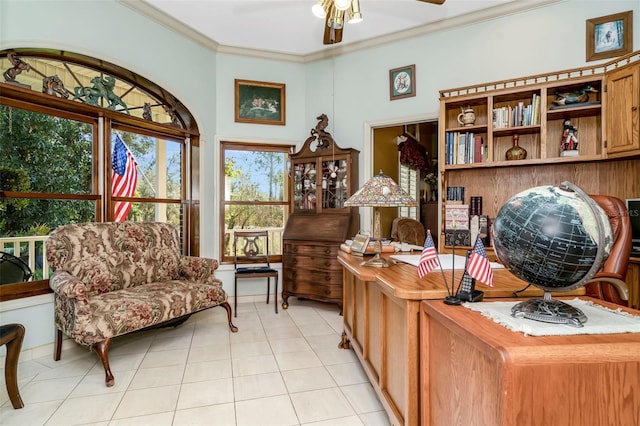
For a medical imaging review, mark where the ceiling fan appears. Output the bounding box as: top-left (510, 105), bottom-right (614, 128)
top-left (313, 0), bottom-right (446, 45)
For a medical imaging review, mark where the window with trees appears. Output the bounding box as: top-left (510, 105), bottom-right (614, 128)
top-left (0, 49), bottom-right (200, 301)
top-left (221, 142), bottom-right (292, 263)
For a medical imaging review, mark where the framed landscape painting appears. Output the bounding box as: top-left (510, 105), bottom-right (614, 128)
top-left (235, 79), bottom-right (286, 125)
top-left (586, 10), bottom-right (633, 62)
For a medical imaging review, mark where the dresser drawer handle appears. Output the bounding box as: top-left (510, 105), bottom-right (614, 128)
top-left (325, 275), bottom-right (332, 282)
top-left (324, 248), bottom-right (331, 254)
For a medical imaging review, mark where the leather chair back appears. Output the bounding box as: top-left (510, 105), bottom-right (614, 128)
top-left (585, 195), bottom-right (632, 306)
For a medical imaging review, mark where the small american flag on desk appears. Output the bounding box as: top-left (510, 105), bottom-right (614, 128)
top-left (466, 236), bottom-right (494, 286)
top-left (417, 232), bottom-right (439, 278)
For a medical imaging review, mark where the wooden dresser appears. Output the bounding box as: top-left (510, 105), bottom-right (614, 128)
top-left (282, 213), bottom-right (351, 311)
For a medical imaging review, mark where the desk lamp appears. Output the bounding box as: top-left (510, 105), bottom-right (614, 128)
top-left (345, 170), bottom-right (417, 267)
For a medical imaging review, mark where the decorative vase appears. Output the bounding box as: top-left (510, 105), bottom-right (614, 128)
top-left (430, 185), bottom-right (438, 202)
top-left (506, 134), bottom-right (527, 160)
top-left (423, 185), bottom-right (432, 203)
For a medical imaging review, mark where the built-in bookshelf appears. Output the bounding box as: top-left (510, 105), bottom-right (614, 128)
top-left (437, 50), bottom-right (640, 253)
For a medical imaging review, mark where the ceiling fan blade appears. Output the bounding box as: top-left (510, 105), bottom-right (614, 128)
top-left (323, 14), bottom-right (343, 45)
top-left (417, 0), bottom-right (446, 4)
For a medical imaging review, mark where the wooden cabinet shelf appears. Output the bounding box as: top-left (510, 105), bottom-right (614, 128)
top-left (438, 50), bottom-right (640, 254)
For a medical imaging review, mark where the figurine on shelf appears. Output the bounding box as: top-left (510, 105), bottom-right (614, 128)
top-left (560, 118), bottom-right (579, 157)
top-left (552, 85), bottom-right (598, 106)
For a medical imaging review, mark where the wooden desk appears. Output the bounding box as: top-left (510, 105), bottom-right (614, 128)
top-left (421, 298), bottom-right (640, 426)
top-left (338, 252), bottom-right (584, 426)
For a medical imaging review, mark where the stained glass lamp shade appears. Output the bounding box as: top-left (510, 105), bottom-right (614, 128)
top-left (345, 170), bottom-right (417, 267)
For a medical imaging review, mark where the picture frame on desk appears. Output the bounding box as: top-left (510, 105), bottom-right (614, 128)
top-left (234, 79), bottom-right (286, 125)
top-left (350, 233), bottom-right (371, 256)
top-left (586, 10), bottom-right (633, 62)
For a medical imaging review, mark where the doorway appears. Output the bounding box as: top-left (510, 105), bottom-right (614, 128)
top-left (372, 119), bottom-right (439, 246)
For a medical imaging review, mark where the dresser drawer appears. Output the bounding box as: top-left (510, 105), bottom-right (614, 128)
top-left (283, 255), bottom-right (341, 273)
top-left (283, 280), bottom-right (342, 299)
top-left (283, 268), bottom-right (342, 284)
top-left (284, 244), bottom-right (338, 258)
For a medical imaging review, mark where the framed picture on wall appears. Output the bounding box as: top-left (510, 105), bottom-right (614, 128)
top-left (586, 10), bottom-right (633, 62)
top-left (234, 79), bottom-right (286, 125)
top-left (389, 65), bottom-right (416, 100)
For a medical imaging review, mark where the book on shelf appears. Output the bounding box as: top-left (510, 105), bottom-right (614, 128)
top-left (446, 131), bottom-right (483, 165)
top-left (445, 204), bottom-right (470, 230)
top-left (473, 135), bottom-right (483, 163)
top-left (492, 93), bottom-right (540, 129)
top-left (446, 186), bottom-right (465, 202)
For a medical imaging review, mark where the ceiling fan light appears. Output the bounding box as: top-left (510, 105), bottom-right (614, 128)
top-left (347, 0), bottom-right (362, 24)
top-left (347, 11), bottom-right (362, 24)
top-left (328, 7), bottom-right (344, 29)
top-left (334, 0), bottom-right (351, 11)
top-left (312, 0), bottom-right (331, 18)
top-left (312, 3), bottom-right (326, 18)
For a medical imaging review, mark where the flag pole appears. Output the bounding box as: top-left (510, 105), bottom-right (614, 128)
top-left (444, 220), bottom-right (462, 305)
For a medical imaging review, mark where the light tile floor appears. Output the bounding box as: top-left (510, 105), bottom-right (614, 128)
top-left (0, 299), bottom-right (390, 426)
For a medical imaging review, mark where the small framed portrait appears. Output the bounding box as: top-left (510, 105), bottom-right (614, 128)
top-left (234, 79), bottom-right (286, 125)
top-left (586, 10), bottom-right (633, 62)
top-left (389, 65), bottom-right (416, 100)
top-left (404, 123), bottom-right (419, 141)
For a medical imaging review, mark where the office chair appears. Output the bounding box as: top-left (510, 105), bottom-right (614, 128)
top-left (233, 230), bottom-right (279, 317)
top-left (584, 195), bottom-right (632, 306)
top-left (0, 252), bottom-right (34, 285)
top-left (390, 217), bottom-right (426, 247)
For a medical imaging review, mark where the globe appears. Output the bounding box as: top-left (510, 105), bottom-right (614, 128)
top-left (491, 181), bottom-right (613, 326)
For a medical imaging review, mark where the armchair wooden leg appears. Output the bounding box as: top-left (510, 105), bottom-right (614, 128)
top-left (1, 324), bottom-right (25, 409)
top-left (91, 339), bottom-right (114, 387)
top-left (220, 301), bottom-right (238, 332)
top-left (54, 328), bottom-right (63, 361)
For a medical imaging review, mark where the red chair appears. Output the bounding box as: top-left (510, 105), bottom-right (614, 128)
top-left (585, 195), bottom-right (632, 306)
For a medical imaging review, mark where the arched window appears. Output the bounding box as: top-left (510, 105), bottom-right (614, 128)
top-left (0, 49), bottom-right (201, 300)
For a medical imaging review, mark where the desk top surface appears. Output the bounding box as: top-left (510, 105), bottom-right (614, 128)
top-left (338, 251), bottom-right (584, 301)
top-left (422, 297), bottom-right (640, 361)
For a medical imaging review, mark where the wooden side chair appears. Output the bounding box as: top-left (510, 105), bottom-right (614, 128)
top-left (233, 230), bottom-right (279, 317)
top-left (0, 323), bottom-right (25, 409)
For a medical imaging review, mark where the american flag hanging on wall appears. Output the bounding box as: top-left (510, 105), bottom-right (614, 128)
top-left (111, 135), bottom-right (138, 222)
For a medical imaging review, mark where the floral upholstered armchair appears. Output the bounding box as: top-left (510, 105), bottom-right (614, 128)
top-left (46, 221), bottom-right (237, 386)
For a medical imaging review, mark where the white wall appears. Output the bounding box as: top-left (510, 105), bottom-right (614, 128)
top-left (1, 0), bottom-right (638, 351)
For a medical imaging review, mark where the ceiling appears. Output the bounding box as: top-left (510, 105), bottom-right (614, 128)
top-left (132, 0), bottom-right (521, 57)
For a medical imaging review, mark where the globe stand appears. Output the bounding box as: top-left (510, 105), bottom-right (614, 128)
top-left (511, 292), bottom-right (587, 328)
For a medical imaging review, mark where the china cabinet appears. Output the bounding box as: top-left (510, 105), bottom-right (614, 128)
top-left (282, 115), bottom-right (359, 310)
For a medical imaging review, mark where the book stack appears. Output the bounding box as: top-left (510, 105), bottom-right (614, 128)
top-left (444, 132), bottom-right (486, 165)
top-left (446, 186), bottom-right (465, 204)
top-left (492, 93), bottom-right (541, 129)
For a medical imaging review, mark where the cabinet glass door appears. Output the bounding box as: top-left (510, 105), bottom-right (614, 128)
top-left (293, 161), bottom-right (317, 211)
top-left (322, 158), bottom-right (348, 209)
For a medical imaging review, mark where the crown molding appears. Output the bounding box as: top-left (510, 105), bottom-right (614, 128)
top-left (120, 0), bottom-right (563, 64)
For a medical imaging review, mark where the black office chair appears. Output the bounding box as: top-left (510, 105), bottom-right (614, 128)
top-left (0, 252), bottom-right (34, 285)
top-left (233, 230), bottom-right (279, 317)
